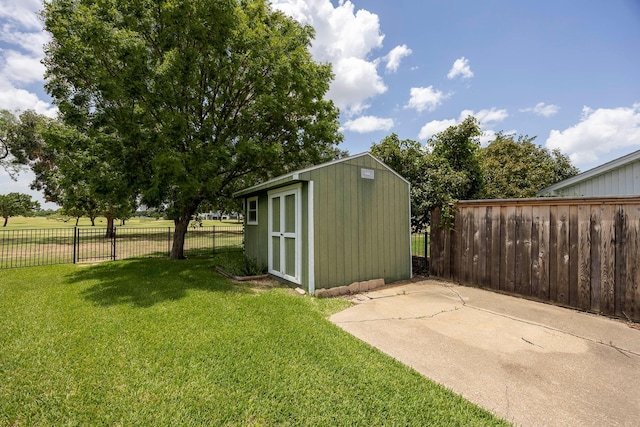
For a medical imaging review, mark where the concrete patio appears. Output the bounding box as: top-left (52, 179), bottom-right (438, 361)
top-left (330, 280), bottom-right (640, 427)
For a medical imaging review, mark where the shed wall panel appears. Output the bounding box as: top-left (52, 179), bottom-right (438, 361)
top-left (309, 157), bottom-right (410, 289)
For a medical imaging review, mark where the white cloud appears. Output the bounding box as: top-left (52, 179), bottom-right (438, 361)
top-left (404, 86), bottom-right (449, 113)
top-left (0, 78), bottom-right (56, 117)
top-left (1, 49), bottom-right (45, 84)
top-left (0, 25), bottom-right (49, 55)
top-left (418, 107), bottom-right (510, 141)
top-left (328, 57), bottom-right (387, 115)
top-left (271, 0), bottom-right (391, 115)
top-left (0, 0), bottom-right (43, 30)
top-left (418, 119), bottom-right (457, 140)
top-left (342, 115), bottom-right (394, 133)
top-left (546, 104), bottom-right (640, 165)
top-left (520, 102), bottom-right (560, 117)
top-left (0, 0), bottom-right (55, 117)
top-left (384, 44), bottom-right (412, 73)
top-left (460, 108), bottom-right (508, 124)
top-left (447, 57), bottom-right (473, 80)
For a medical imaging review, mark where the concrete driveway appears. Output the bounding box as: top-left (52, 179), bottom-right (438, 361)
top-left (329, 280), bottom-right (640, 427)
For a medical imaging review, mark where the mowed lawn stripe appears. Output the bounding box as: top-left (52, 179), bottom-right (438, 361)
top-left (0, 259), bottom-right (509, 426)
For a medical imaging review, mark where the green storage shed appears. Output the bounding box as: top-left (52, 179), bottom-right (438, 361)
top-left (233, 152), bottom-right (412, 295)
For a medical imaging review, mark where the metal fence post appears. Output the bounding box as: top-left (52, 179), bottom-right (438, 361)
top-left (425, 232), bottom-right (428, 261)
top-left (212, 225), bottom-right (216, 254)
top-left (72, 227), bottom-right (77, 264)
top-left (112, 227), bottom-right (117, 261)
top-left (168, 227), bottom-right (172, 257)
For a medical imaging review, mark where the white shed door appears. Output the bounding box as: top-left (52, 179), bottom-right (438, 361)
top-left (268, 185), bottom-right (302, 284)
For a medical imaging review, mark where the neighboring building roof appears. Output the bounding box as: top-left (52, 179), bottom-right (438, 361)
top-left (538, 149), bottom-right (640, 197)
top-left (233, 152), bottom-right (408, 198)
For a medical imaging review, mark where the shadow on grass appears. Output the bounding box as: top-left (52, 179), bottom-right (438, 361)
top-left (66, 257), bottom-right (253, 308)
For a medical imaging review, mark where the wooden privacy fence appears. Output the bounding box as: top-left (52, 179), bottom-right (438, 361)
top-left (430, 197), bottom-right (640, 322)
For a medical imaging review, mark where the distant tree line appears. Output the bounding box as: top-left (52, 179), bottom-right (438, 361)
top-left (371, 116), bottom-right (579, 231)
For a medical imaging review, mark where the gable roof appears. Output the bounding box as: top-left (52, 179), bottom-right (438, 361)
top-left (233, 152), bottom-right (408, 198)
top-left (539, 148), bottom-right (640, 196)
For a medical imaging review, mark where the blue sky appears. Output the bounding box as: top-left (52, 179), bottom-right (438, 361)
top-left (2, 0), bottom-right (640, 207)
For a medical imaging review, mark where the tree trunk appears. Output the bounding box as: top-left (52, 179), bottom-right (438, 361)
top-left (170, 214), bottom-right (191, 259)
top-left (2, 216), bottom-right (7, 227)
top-left (90, 216), bottom-right (96, 226)
top-left (75, 216), bottom-right (80, 226)
top-left (105, 215), bottom-right (115, 239)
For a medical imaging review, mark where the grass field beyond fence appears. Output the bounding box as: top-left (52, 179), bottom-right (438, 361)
top-left (0, 223), bottom-right (243, 269)
top-left (0, 258), bottom-right (508, 426)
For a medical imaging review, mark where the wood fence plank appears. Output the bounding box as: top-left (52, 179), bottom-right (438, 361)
top-left (490, 207), bottom-right (501, 290)
top-left (504, 206), bottom-right (516, 293)
top-left (479, 207), bottom-right (489, 287)
top-left (499, 206), bottom-right (507, 291)
top-left (431, 207), bottom-right (442, 277)
top-left (569, 205), bottom-right (579, 307)
top-left (556, 205), bottom-right (570, 304)
top-left (548, 205), bottom-right (558, 302)
top-left (625, 205), bottom-right (640, 321)
top-left (472, 207), bottom-right (481, 286)
top-left (538, 205), bottom-right (551, 301)
top-left (577, 204), bottom-right (591, 310)
top-left (459, 208), bottom-right (468, 284)
top-left (465, 209), bottom-right (475, 285)
top-left (531, 205), bottom-right (541, 297)
top-left (443, 223), bottom-right (451, 279)
top-left (615, 205), bottom-right (626, 317)
top-left (590, 205), bottom-right (602, 313)
top-left (453, 209), bottom-right (463, 282)
top-left (515, 205), bottom-right (532, 296)
top-left (600, 204), bottom-right (616, 315)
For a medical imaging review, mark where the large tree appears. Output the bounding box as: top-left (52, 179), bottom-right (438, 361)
top-left (42, 0), bottom-right (342, 259)
top-left (479, 133), bottom-right (579, 198)
top-left (0, 193), bottom-right (41, 227)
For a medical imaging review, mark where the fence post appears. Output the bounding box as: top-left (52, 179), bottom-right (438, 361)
top-left (425, 231), bottom-right (429, 260)
top-left (212, 225), bottom-right (216, 254)
top-left (168, 227), bottom-right (172, 257)
top-left (72, 227), bottom-right (77, 264)
top-left (112, 227), bottom-right (117, 261)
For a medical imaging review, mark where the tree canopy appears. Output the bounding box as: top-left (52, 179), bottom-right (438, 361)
top-left (479, 133), bottom-right (579, 198)
top-left (42, 0), bottom-right (343, 258)
top-left (427, 116), bottom-right (484, 201)
top-left (0, 193), bottom-right (40, 227)
top-left (372, 117), bottom-right (578, 229)
top-left (371, 134), bottom-right (427, 230)
top-left (371, 117), bottom-right (483, 230)
top-left (0, 110), bottom-right (21, 177)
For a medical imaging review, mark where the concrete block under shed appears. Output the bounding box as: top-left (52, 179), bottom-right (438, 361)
top-left (314, 278), bottom-right (385, 298)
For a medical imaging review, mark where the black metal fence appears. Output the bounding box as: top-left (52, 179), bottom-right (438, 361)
top-left (411, 231), bottom-right (430, 258)
top-left (411, 231), bottom-right (430, 275)
top-left (0, 225), bottom-right (243, 269)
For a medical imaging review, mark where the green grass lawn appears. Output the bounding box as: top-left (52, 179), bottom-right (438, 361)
top-left (0, 258), bottom-right (508, 426)
top-left (411, 232), bottom-right (430, 258)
